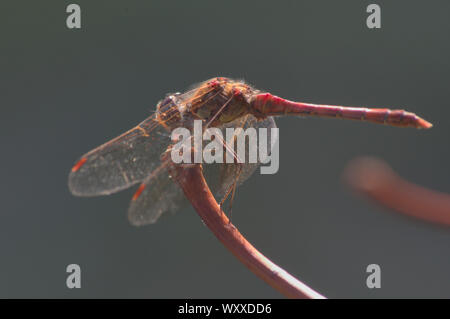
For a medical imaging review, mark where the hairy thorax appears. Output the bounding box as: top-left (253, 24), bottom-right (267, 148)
top-left (156, 77), bottom-right (259, 131)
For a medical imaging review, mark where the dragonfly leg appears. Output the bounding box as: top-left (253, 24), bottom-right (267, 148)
top-left (218, 162), bottom-right (243, 223)
top-left (219, 185), bottom-right (232, 208)
top-left (228, 171), bottom-right (240, 224)
top-left (205, 94), bottom-right (234, 129)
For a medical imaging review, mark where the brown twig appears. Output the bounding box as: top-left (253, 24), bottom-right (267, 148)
top-left (171, 163), bottom-right (325, 299)
top-left (344, 157), bottom-right (450, 227)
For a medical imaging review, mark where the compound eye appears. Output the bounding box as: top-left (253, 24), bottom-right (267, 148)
top-left (161, 96), bottom-right (173, 106)
top-left (158, 92), bottom-right (180, 109)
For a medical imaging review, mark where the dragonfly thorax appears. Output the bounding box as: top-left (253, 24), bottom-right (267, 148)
top-left (189, 77), bottom-right (256, 126)
top-left (155, 78), bottom-right (260, 130)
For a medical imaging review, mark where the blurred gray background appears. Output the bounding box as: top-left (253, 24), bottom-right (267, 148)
top-left (1, 0), bottom-right (449, 298)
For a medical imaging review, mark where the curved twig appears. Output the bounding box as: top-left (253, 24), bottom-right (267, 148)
top-left (344, 157), bottom-right (450, 227)
top-left (170, 163), bottom-right (325, 299)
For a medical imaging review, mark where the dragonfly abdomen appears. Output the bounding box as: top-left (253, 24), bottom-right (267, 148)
top-left (251, 93), bottom-right (432, 129)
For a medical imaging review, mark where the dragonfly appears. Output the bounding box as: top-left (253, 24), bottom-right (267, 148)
top-left (68, 77), bottom-right (432, 226)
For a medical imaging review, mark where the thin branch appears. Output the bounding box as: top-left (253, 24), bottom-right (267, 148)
top-left (170, 163), bottom-right (325, 299)
top-left (344, 157), bottom-right (450, 227)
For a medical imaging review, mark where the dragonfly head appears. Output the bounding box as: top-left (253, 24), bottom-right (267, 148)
top-left (157, 92), bottom-right (181, 111)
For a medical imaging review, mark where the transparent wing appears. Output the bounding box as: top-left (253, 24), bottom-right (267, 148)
top-left (68, 114), bottom-right (172, 196)
top-left (127, 159), bottom-right (187, 226)
top-left (204, 115), bottom-right (278, 201)
top-left (126, 115), bottom-right (277, 226)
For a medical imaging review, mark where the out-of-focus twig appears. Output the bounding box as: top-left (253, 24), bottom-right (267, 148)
top-left (171, 163), bottom-right (325, 299)
top-left (344, 157), bottom-right (450, 226)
